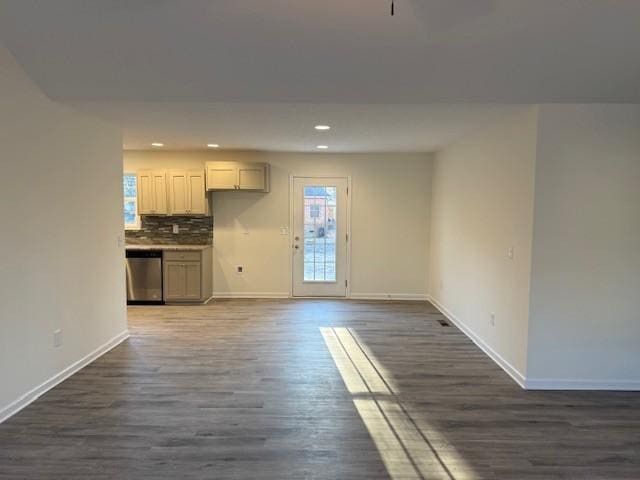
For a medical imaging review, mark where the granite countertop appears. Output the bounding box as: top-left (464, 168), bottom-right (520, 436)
top-left (125, 244), bottom-right (212, 251)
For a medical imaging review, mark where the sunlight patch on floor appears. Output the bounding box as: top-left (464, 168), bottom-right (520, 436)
top-left (320, 327), bottom-right (476, 480)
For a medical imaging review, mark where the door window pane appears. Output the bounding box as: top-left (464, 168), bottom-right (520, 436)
top-left (303, 186), bottom-right (337, 282)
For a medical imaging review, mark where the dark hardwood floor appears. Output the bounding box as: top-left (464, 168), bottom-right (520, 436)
top-left (1, 300), bottom-right (639, 479)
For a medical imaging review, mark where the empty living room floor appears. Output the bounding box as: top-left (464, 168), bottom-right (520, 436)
top-left (1, 299), bottom-right (639, 479)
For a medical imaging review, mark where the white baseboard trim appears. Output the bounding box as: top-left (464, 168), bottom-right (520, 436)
top-left (428, 295), bottom-right (640, 391)
top-left (211, 292), bottom-right (290, 299)
top-left (0, 330), bottom-right (130, 424)
top-left (211, 292), bottom-right (429, 301)
top-left (525, 378), bottom-right (640, 391)
top-left (350, 293), bottom-right (429, 301)
top-left (427, 295), bottom-right (527, 389)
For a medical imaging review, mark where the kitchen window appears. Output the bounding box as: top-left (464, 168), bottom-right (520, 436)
top-left (123, 173), bottom-right (140, 230)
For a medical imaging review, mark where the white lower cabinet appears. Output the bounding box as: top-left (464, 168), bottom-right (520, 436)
top-left (163, 248), bottom-right (213, 303)
top-left (164, 262), bottom-right (201, 301)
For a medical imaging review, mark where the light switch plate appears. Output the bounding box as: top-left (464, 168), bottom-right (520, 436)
top-left (280, 227), bottom-right (289, 235)
top-left (172, 224), bottom-right (179, 234)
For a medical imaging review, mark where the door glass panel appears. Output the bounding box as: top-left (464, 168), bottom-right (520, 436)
top-left (303, 186), bottom-right (337, 282)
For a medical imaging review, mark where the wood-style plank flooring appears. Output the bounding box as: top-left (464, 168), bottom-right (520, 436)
top-left (1, 300), bottom-right (639, 479)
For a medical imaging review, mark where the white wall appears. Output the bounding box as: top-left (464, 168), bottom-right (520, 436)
top-left (429, 104), bottom-right (640, 389)
top-left (0, 46), bottom-right (127, 419)
top-left (124, 150), bottom-right (432, 299)
top-left (428, 107), bottom-right (538, 381)
top-left (527, 104), bottom-right (640, 387)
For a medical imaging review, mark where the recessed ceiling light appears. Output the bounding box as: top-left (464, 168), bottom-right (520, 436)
top-left (151, 142), bottom-right (164, 147)
top-left (314, 125), bottom-right (331, 131)
top-left (316, 145), bottom-right (329, 149)
top-left (207, 143), bottom-right (219, 148)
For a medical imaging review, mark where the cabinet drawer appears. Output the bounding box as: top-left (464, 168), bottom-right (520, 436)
top-left (164, 251), bottom-right (201, 262)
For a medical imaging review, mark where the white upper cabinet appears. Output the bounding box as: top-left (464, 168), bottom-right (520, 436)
top-left (187, 170), bottom-right (206, 214)
top-left (137, 172), bottom-right (154, 214)
top-left (206, 162), bottom-right (238, 190)
top-left (137, 170), bottom-right (168, 215)
top-left (238, 163), bottom-right (266, 190)
top-left (168, 170), bottom-right (188, 214)
top-left (136, 162), bottom-right (267, 217)
top-left (168, 169), bottom-right (206, 215)
top-left (206, 161), bottom-right (269, 192)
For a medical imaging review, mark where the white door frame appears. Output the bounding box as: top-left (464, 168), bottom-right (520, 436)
top-left (289, 175), bottom-right (352, 298)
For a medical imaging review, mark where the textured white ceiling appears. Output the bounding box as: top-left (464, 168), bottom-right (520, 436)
top-left (71, 102), bottom-right (522, 152)
top-left (2, 0), bottom-right (639, 103)
top-left (1, 0), bottom-right (638, 151)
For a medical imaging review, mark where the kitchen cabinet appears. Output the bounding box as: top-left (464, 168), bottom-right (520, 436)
top-left (206, 161), bottom-right (269, 192)
top-left (164, 261), bottom-right (201, 301)
top-left (137, 170), bottom-right (168, 215)
top-left (168, 170), bottom-right (206, 215)
top-left (238, 163), bottom-right (267, 190)
top-left (163, 248), bottom-right (213, 303)
top-left (205, 162), bottom-right (238, 190)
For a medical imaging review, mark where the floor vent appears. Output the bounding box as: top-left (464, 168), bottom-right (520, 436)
top-left (437, 319), bottom-right (451, 327)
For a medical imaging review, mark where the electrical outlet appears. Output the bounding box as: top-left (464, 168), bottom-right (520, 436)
top-left (507, 247), bottom-right (514, 259)
top-left (172, 224), bottom-right (179, 234)
top-left (490, 312), bottom-right (496, 327)
top-left (53, 329), bottom-right (63, 348)
top-left (236, 265), bottom-right (244, 274)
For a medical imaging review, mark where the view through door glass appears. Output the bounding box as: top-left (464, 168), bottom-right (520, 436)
top-left (304, 186), bottom-right (337, 282)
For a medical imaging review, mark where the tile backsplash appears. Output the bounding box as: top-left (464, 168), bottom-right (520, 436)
top-left (125, 216), bottom-right (213, 245)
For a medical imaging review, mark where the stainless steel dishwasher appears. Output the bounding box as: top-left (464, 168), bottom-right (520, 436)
top-left (125, 250), bottom-right (163, 304)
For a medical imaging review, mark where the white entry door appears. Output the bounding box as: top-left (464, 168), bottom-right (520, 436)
top-left (292, 177), bottom-right (349, 297)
